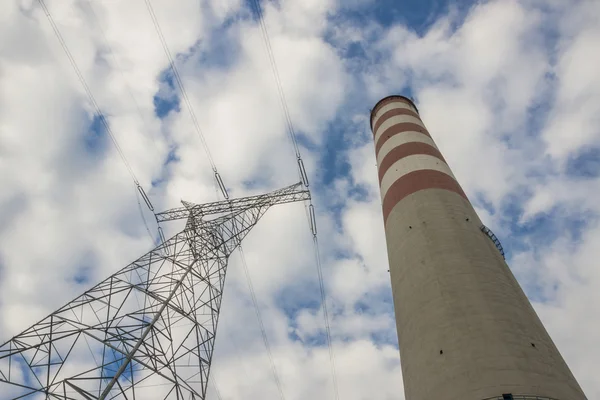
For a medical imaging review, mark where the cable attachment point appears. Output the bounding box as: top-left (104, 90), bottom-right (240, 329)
top-left (137, 184), bottom-right (154, 212)
top-left (298, 158), bottom-right (309, 187)
top-left (158, 226), bottom-right (166, 245)
top-left (309, 203), bottom-right (317, 236)
top-left (215, 172), bottom-right (229, 200)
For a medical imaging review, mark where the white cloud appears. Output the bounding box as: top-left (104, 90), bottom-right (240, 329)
top-left (542, 0), bottom-right (600, 159)
top-left (1, 0), bottom-right (600, 398)
top-left (364, 0), bottom-right (600, 397)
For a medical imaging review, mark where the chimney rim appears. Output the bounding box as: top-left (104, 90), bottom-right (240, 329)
top-left (370, 95), bottom-right (419, 131)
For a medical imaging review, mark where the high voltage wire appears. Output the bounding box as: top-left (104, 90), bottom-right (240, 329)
top-left (37, 0), bottom-right (163, 250)
top-left (312, 235), bottom-right (339, 398)
top-left (85, 0), bottom-right (163, 248)
top-left (41, 0), bottom-right (331, 397)
top-left (141, 1), bottom-right (286, 397)
top-left (249, 0), bottom-right (340, 399)
top-left (38, 0), bottom-right (139, 185)
top-left (238, 246), bottom-right (287, 400)
top-left (135, 184), bottom-right (158, 245)
top-left (84, 0), bottom-right (163, 154)
top-left (249, 0), bottom-right (301, 159)
top-left (210, 373), bottom-right (223, 400)
top-left (142, 0), bottom-right (229, 202)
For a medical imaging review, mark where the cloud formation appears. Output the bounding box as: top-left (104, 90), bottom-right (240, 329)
top-left (1, 0), bottom-right (599, 398)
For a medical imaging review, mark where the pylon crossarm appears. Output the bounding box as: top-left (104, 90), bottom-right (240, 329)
top-left (156, 181), bottom-right (310, 222)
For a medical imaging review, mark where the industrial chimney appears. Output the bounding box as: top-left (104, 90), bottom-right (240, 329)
top-left (370, 95), bottom-right (587, 400)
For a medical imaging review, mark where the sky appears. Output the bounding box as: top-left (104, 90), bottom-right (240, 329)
top-left (1, 0), bottom-right (599, 399)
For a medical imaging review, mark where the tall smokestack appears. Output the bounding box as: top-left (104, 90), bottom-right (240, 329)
top-left (370, 95), bottom-right (587, 400)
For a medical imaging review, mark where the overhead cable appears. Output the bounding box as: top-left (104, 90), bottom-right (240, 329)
top-left (238, 246), bottom-right (286, 400)
top-left (38, 0), bottom-right (166, 249)
top-left (143, 0), bottom-right (228, 200)
top-left (84, 0), bottom-right (163, 153)
top-left (248, 1), bottom-right (340, 398)
top-left (249, 0), bottom-right (301, 161)
top-left (135, 185), bottom-right (158, 246)
top-left (312, 234), bottom-right (339, 399)
top-left (140, 3), bottom-right (312, 397)
top-left (38, 0), bottom-right (139, 185)
top-left (210, 373), bottom-right (223, 400)
top-left (142, 3), bottom-right (290, 396)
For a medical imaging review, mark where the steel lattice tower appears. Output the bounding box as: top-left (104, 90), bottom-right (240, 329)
top-left (0, 183), bottom-right (310, 400)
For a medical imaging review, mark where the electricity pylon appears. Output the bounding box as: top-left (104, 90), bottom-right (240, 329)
top-left (0, 182), bottom-right (310, 399)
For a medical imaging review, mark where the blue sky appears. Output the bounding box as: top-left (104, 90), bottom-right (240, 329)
top-left (146, 0), bottom-right (600, 395)
top-left (1, 0), bottom-right (600, 398)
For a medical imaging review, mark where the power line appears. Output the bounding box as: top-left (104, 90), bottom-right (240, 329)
top-left (84, 0), bottom-right (163, 154)
top-left (312, 235), bottom-right (339, 399)
top-left (37, 0), bottom-right (166, 250)
top-left (38, 0), bottom-right (139, 185)
top-left (210, 372), bottom-right (223, 400)
top-left (141, 2), bottom-right (290, 396)
top-left (248, 1), bottom-right (340, 399)
top-left (40, 2), bottom-right (291, 398)
top-left (48, 0), bottom-right (331, 396)
top-left (135, 184), bottom-right (158, 246)
top-left (142, 0), bottom-right (229, 201)
top-left (249, 0), bottom-right (301, 159)
top-left (141, 3), bottom-right (291, 397)
top-left (238, 246), bottom-right (286, 400)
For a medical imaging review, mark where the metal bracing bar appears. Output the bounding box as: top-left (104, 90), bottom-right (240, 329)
top-left (156, 182), bottom-right (310, 222)
top-left (98, 256), bottom-right (199, 399)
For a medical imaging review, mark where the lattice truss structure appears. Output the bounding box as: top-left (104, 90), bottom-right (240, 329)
top-left (0, 183), bottom-right (310, 400)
